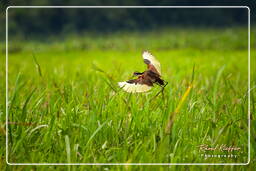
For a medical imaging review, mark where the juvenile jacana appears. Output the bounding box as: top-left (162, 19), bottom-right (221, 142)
top-left (118, 51), bottom-right (165, 93)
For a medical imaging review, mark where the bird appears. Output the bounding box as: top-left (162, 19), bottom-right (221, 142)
top-left (118, 51), bottom-right (165, 93)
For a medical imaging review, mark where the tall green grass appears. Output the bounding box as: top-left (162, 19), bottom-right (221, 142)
top-left (0, 28), bottom-right (255, 170)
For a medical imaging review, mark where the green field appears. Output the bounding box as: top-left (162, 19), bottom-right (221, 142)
top-left (0, 28), bottom-right (255, 170)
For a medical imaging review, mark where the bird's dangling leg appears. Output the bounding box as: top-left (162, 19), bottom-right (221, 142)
top-left (160, 81), bottom-right (168, 100)
top-left (150, 81), bottom-right (168, 101)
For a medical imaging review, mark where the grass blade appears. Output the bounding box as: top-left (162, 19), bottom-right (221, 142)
top-left (212, 65), bottom-right (225, 122)
top-left (9, 72), bottom-right (21, 117)
top-left (21, 88), bottom-right (36, 122)
top-left (213, 65), bottom-right (225, 106)
top-left (165, 84), bottom-right (193, 134)
top-left (165, 66), bottom-right (195, 134)
top-left (32, 53), bottom-right (43, 77)
top-left (65, 135), bottom-right (71, 170)
top-left (86, 120), bottom-right (108, 147)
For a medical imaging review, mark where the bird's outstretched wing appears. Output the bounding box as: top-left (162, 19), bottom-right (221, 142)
top-left (118, 51), bottom-right (161, 93)
top-left (142, 51), bottom-right (161, 75)
top-left (118, 81), bottom-right (152, 93)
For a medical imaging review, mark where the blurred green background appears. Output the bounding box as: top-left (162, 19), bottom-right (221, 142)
top-left (3, 7), bottom-right (250, 39)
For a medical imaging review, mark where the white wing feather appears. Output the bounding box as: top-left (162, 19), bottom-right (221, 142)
top-left (118, 82), bottom-right (152, 93)
top-left (142, 51), bottom-right (161, 75)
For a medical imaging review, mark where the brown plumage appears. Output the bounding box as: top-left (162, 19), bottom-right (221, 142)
top-left (127, 70), bottom-right (164, 86)
top-left (118, 51), bottom-right (165, 93)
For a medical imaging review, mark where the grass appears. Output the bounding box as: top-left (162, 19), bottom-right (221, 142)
top-left (0, 27), bottom-right (255, 170)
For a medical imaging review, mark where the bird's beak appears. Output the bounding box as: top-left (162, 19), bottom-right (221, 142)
top-left (133, 72), bottom-right (141, 76)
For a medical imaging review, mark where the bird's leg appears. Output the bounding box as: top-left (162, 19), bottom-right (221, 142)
top-left (161, 81), bottom-right (168, 99)
top-left (161, 81), bottom-right (168, 91)
top-left (150, 81), bottom-right (168, 102)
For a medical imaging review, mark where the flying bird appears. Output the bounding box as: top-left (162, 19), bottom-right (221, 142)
top-left (118, 51), bottom-right (165, 93)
